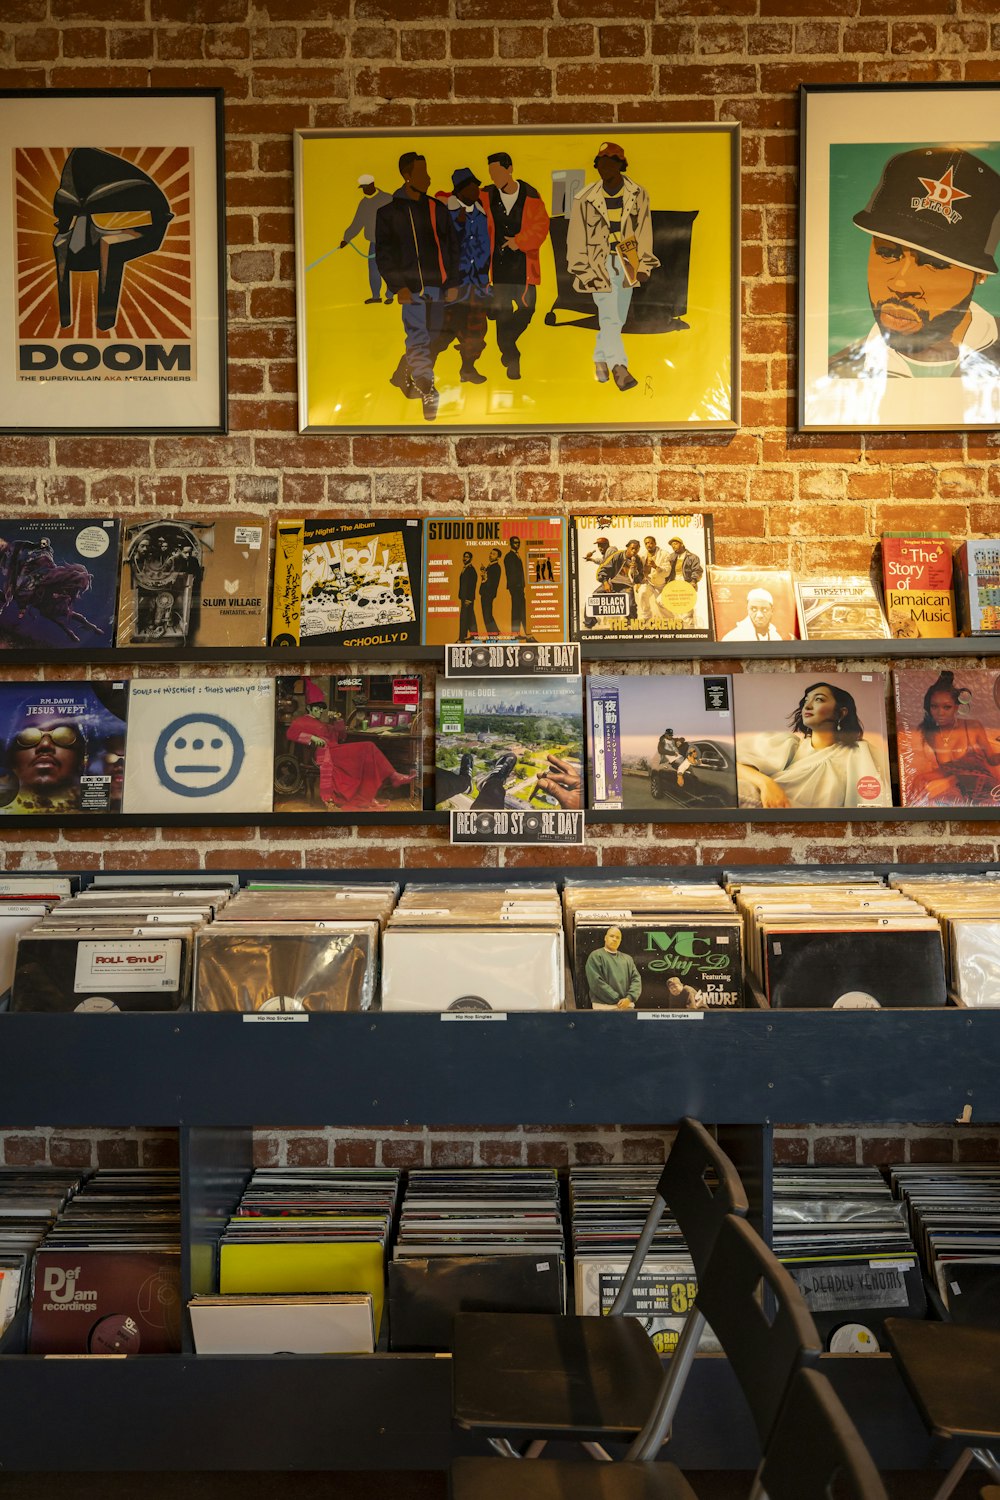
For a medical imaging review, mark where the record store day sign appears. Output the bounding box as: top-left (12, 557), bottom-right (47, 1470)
top-left (0, 89), bottom-right (226, 434)
top-left (294, 125), bottom-right (739, 433)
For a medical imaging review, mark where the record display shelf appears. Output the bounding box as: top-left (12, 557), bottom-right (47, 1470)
top-left (0, 864), bottom-right (993, 1475)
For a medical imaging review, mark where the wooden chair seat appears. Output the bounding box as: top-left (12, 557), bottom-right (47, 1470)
top-left (883, 1319), bottom-right (1000, 1443)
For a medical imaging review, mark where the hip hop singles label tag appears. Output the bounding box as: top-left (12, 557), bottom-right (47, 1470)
top-left (450, 809), bottom-right (584, 845)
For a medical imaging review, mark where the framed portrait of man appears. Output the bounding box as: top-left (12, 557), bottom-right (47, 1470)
top-left (293, 124), bottom-right (739, 433)
top-left (799, 84), bottom-right (1000, 432)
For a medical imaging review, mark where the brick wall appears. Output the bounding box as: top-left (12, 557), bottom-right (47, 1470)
top-left (1, 1), bottom-right (996, 1167)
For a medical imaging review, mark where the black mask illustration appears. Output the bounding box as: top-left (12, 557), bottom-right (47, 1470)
top-left (52, 147), bottom-right (173, 332)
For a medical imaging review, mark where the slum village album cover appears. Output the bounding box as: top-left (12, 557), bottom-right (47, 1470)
top-left (587, 673), bottom-right (737, 813)
top-left (569, 513), bottom-right (714, 641)
top-left (0, 519), bottom-right (120, 649)
top-left (708, 566), bottom-right (797, 642)
top-left (270, 518), bottom-right (422, 650)
top-left (894, 667), bottom-right (1000, 808)
top-left (122, 678), bottom-right (274, 814)
top-left (273, 674), bottom-right (422, 815)
top-left (799, 84), bottom-right (1000, 433)
top-left (0, 88), bottom-right (226, 433)
top-left (434, 676), bottom-right (583, 812)
top-left (573, 917), bottom-right (744, 1011)
top-left (116, 515), bottom-right (270, 648)
top-left (293, 124), bottom-right (738, 432)
top-left (421, 516), bottom-right (566, 646)
top-left (881, 532), bottom-right (955, 639)
top-left (731, 671), bottom-right (892, 809)
top-left (0, 680), bottom-right (127, 815)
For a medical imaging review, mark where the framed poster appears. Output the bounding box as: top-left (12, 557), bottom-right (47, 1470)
top-left (800, 84), bottom-right (1000, 432)
top-left (294, 124), bottom-right (739, 433)
top-left (0, 88), bottom-right (226, 434)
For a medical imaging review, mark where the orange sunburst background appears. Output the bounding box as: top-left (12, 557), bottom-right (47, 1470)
top-left (15, 145), bottom-right (194, 343)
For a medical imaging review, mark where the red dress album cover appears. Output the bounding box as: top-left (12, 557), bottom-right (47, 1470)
top-left (894, 668), bottom-right (1000, 807)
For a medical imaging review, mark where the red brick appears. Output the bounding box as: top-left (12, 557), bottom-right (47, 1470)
top-left (403, 28), bottom-right (447, 59)
top-left (773, 1135), bottom-right (809, 1165)
top-left (142, 1135), bottom-right (181, 1168)
top-left (251, 25), bottom-right (296, 59)
top-left (454, 65), bottom-right (550, 97)
top-left (450, 27), bottom-right (494, 58)
top-left (151, 0), bottom-right (249, 18)
top-left (382, 1138), bottom-right (427, 1168)
top-left (547, 23), bottom-right (593, 56)
top-left (908, 1137), bottom-right (957, 1164)
top-left (814, 1135), bottom-right (858, 1166)
top-left (458, 0), bottom-right (551, 14)
top-left (891, 21), bottom-right (938, 53)
top-left (598, 24), bottom-right (648, 55)
top-left (53, 0), bottom-right (143, 16)
top-left (287, 1135), bottom-right (330, 1167)
top-left (421, 473), bottom-right (467, 506)
top-left (859, 1137), bottom-right (907, 1166)
top-left (357, 65), bottom-right (452, 99)
top-left (560, 0), bottom-right (652, 14)
top-left (61, 25), bottom-right (108, 56)
top-left (659, 62), bottom-right (756, 94)
top-left (96, 1137), bottom-right (140, 1168)
top-left (698, 20), bottom-right (745, 54)
top-left (334, 1138), bottom-right (378, 1167)
top-left (302, 27), bottom-right (348, 58)
top-left (50, 65), bottom-right (149, 87)
top-left (843, 21), bottom-right (888, 50)
top-left (15, 28), bottom-right (59, 59)
top-left (2, 1135), bottom-right (47, 1166)
top-left (556, 61), bottom-right (652, 93)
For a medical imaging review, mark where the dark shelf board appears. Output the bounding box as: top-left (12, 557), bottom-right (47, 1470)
top-left (3, 644), bottom-right (440, 665)
top-left (585, 806), bottom-right (1000, 824)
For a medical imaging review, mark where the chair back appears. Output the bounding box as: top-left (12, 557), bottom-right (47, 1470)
top-left (695, 1213), bottom-right (823, 1448)
top-left (657, 1118), bottom-right (750, 1276)
top-left (761, 1368), bottom-right (889, 1500)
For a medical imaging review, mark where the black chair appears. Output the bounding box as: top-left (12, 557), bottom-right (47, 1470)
top-left (451, 1118), bottom-right (749, 1458)
top-left (883, 1318), bottom-right (1000, 1500)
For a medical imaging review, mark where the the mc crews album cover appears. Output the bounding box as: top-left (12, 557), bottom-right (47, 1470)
top-left (273, 673), bottom-right (422, 814)
top-left (587, 673), bottom-right (737, 812)
top-left (435, 676), bottom-right (583, 811)
top-left (732, 671), bottom-right (892, 809)
top-left (569, 513), bottom-right (713, 641)
top-left (421, 516), bottom-right (566, 646)
top-left (894, 667), bottom-right (1000, 808)
top-left (0, 519), bottom-right (120, 649)
top-left (708, 566), bottom-right (797, 642)
top-left (116, 515), bottom-right (271, 648)
top-left (122, 678), bottom-right (275, 815)
top-left (0, 681), bottom-right (128, 815)
top-left (270, 518), bottom-right (421, 650)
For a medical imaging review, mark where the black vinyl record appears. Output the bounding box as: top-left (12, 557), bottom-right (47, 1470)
top-left (11, 933), bottom-right (190, 1013)
top-left (765, 928), bottom-right (947, 1009)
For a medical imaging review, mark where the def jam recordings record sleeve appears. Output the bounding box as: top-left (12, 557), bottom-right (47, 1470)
top-left (122, 678), bottom-right (274, 814)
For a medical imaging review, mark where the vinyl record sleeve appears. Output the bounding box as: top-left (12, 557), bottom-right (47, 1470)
top-left (218, 1240), bottom-right (387, 1338)
top-left (273, 673), bottom-right (422, 814)
top-left (785, 1255), bottom-right (925, 1349)
top-left (28, 1249), bottom-right (181, 1354)
top-left (574, 1255), bottom-right (719, 1355)
top-left (11, 931), bottom-right (191, 1013)
top-left (194, 924), bottom-right (377, 1012)
top-left (951, 921), bottom-right (1000, 1007)
top-left (117, 515), bottom-right (270, 648)
top-left (0, 519), bottom-right (120, 649)
top-left (421, 516), bottom-right (566, 646)
top-left (189, 1293), bottom-right (375, 1354)
top-left (894, 669), bottom-right (1000, 809)
top-left (434, 676), bottom-right (583, 812)
top-left (732, 672), bottom-right (892, 810)
top-left (574, 917), bottom-right (743, 1011)
top-left (388, 1254), bottom-right (565, 1351)
top-left (587, 673), bottom-right (736, 813)
top-left (270, 518), bottom-right (421, 650)
top-left (569, 513), bottom-right (713, 641)
top-left (955, 540), bottom-right (1000, 634)
top-left (381, 927), bottom-right (563, 1012)
top-left (881, 533), bottom-right (955, 640)
top-left (764, 927), bottom-right (947, 1009)
top-left (708, 567), bottom-right (797, 642)
top-left (122, 678), bottom-right (274, 814)
top-left (0, 681), bottom-right (128, 816)
top-left (794, 575), bottom-right (890, 640)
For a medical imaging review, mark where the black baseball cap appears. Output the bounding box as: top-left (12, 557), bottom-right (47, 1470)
top-left (853, 146), bottom-right (1000, 275)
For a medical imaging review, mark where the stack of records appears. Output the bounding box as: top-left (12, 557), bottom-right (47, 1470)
top-left (731, 879), bottom-right (947, 1009)
top-left (382, 883), bottom-right (564, 1013)
top-left (0, 875), bottom-right (72, 1002)
top-left (564, 879), bottom-right (742, 1012)
top-left (891, 1163), bottom-right (1000, 1327)
top-left (389, 1168), bottom-right (565, 1351)
top-left (773, 1166), bottom-right (925, 1352)
top-left (28, 1168), bottom-right (182, 1354)
top-left (217, 881), bottom-right (399, 930)
top-left (217, 1167), bottom-right (400, 1348)
top-left (0, 1168), bottom-right (87, 1345)
top-left (8, 883), bottom-right (231, 1012)
top-left (893, 875), bottom-right (1000, 1007)
top-left (569, 1165), bottom-right (716, 1354)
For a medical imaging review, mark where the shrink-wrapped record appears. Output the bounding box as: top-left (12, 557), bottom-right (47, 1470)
top-left (764, 927), bottom-right (947, 1009)
top-left (11, 930), bottom-right (191, 1012)
top-left (194, 923), bottom-right (377, 1012)
top-left (381, 928), bottom-right (563, 1011)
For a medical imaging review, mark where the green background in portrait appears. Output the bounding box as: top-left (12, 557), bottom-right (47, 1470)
top-left (827, 141), bottom-right (1000, 356)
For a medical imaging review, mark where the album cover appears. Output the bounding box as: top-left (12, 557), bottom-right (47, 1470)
top-left (574, 918), bottom-right (743, 1011)
top-left (569, 513), bottom-right (713, 641)
top-left (732, 672), bottom-right (892, 809)
top-left (194, 925), bottom-right (377, 1012)
top-left (794, 575), bottom-right (890, 640)
top-left (587, 673), bottom-right (737, 812)
top-left (273, 674), bottom-right (422, 814)
top-left (434, 677), bottom-right (583, 812)
top-left (116, 515), bottom-right (270, 648)
top-left (894, 668), bottom-right (1000, 809)
top-left (421, 516), bottom-right (566, 646)
top-left (122, 678), bottom-right (274, 814)
top-left (381, 927), bottom-right (564, 1011)
top-left (270, 518), bottom-right (421, 650)
top-left (708, 566), bottom-right (797, 642)
top-left (0, 520), bottom-right (120, 649)
top-left (881, 533), bottom-right (955, 640)
top-left (955, 540), bottom-right (1000, 635)
top-left (764, 928), bottom-right (947, 1009)
top-left (0, 681), bottom-right (127, 815)
top-left (388, 1255), bottom-right (565, 1351)
top-left (28, 1249), bottom-right (181, 1354)
top-left (11, 931), bottom-right (191, 1013)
